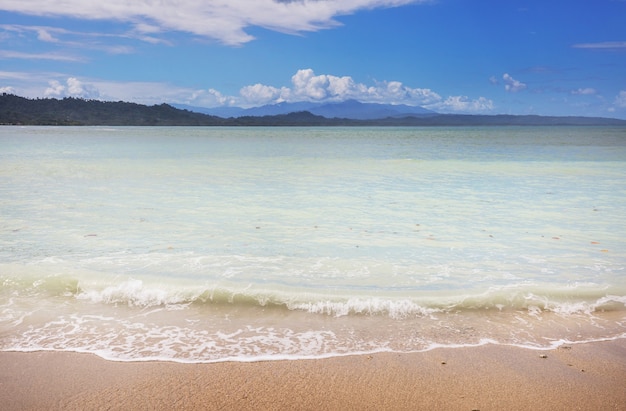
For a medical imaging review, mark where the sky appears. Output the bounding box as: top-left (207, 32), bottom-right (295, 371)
top-left (1, 0), bottom-right (626, 118)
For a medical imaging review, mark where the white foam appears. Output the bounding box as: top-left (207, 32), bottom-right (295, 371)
top-left (76, 279), bottom-right (189, 307)
top-left (290, 297), bottom-right (439, 319)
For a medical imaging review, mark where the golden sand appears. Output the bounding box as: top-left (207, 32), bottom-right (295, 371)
top-left (1, 339), bottom-right (625, 410)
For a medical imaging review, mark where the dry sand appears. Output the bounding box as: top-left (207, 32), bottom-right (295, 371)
top-left (1, 339), bottom-right (625, 410)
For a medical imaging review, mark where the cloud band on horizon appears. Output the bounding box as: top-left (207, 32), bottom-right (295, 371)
top-left (0, 68), bottom-right (496, 114)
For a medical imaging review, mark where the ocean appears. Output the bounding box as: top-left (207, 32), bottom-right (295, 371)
top-left (1, 125), bottom-right (625, 363)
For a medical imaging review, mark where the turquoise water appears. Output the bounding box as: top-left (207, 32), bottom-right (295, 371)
top-left (1, 126), bottom-right (625, 362)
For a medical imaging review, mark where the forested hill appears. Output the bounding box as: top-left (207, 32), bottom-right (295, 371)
top-left (0, 94), bottom-right (225, 126)
top-left (2, 94), bottom-right (626, 126)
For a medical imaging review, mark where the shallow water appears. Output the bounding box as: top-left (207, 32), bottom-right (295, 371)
top-left (1, 126), bottom-right (625, 362)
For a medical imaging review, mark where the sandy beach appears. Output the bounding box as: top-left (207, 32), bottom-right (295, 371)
top-left (1, 339), bottom-right (625, 410)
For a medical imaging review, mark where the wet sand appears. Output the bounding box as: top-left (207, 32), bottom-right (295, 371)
top-left (1, 339), bottom-right (625, 410)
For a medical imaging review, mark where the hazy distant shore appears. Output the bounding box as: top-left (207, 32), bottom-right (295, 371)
top-left (2, 339), bottom-right (625, 410)
top-left (2, 94), bottom-right (626, 126)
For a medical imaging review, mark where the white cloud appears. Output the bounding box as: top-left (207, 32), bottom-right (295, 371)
top-left (0, 71), bottom-right (42, 81)
top-left (571, 88), bottom-right (597, 95)
top-left (0, 86), bottom-right (16, 94)
top-left (237, 68), bottom-right (491, 113)
top-left (67, 77), bottom-right (100, 98)
top-left (44, 80), bottom-right (65, 97)
top-left (0, 49), bottom-right (84, 62)
top-left (0, 71), bottom-right (88, 99)
top-left (398, 83), bottom-right (442, 105)
top-left (428, 96), bottom-right (494, 113)
top-left (240, 83), bottom-right (287, 105)
top-left (503, 73), bottom-right (526, 92)
top-left (240, 68), bottom-right (444, 107)
top-left (0, 0), bottom-right (426, 46)
top-left (615, 91), bottom-right (626, 108)
top-left (291, 69), bottom-right (333, 100)
top-left (36, 28), bottom-right (57, 42)
top-left (188, 88), bottom-right (238, 107)
top-left (44, 77), bottom-right (100, 99)
top-left (572, 41), bottom-right (626, 50)
top-left (1, 24), bottom-right (137, 55)
top-left (373, 80), bottom-right (442, 105)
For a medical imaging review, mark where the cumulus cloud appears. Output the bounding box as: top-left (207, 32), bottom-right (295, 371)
top-left (376, 80), bottom-right (442, 105)
top-left (0, 0), bottom-right (427, 46)
top-left (0, 86), bottom-right (16, 94)
top-left (236, 68), bottom-right (492, 113)
top-left (188, 88), bottom-right (238, 107)
top-left (503, 73), bottom-right (526, 92)
top-left (240, 84), bottom-right (288, 105)
top-left (44, 80), bottom-right (64, 97)
top-left (44, 77), bottom-right (100, 99)
top-left (291, 69), bottom-right (328, 100)
top-left (240, 68), bottom-right (445, 108)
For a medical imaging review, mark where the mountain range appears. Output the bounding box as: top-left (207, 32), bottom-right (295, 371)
top-left (173, 99), bottom-right (436, 120)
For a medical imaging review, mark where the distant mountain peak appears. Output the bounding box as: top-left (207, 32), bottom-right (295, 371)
top-left (309, 100), bottom-right (435, 120)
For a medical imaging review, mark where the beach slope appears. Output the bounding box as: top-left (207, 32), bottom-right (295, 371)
top-left (1, 339), bottom-right (625, 410)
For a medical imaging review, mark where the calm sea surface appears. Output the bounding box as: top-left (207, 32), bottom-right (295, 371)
top-left (1, 126), bottom-right (625, 362)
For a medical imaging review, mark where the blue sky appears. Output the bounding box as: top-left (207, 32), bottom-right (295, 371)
top-left (1, 0), bottom-right (625, 118)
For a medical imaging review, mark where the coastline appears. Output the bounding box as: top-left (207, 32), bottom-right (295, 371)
top-left (2, 339), bottom-right (625, 410)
